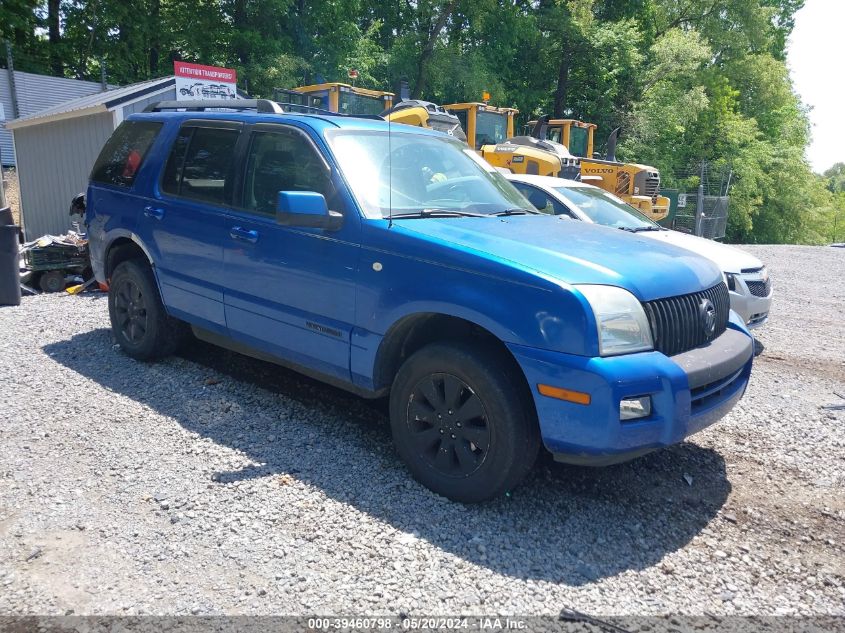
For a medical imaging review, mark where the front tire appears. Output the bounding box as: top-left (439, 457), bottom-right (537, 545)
top-left (108, 259), bottom-right (187, 360)
top-left (389, 342), bottom-right (540, 503)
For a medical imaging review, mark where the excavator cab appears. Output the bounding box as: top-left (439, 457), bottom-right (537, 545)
top-left (275, 83), bottom-right (394, 115)
top-left (528, 119), bottom-right (597, 158)
top-left (443, 103), bottom-right (517, 151)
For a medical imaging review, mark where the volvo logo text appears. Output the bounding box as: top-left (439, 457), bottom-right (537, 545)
top-left (699, 298), bottom-right (717, 338)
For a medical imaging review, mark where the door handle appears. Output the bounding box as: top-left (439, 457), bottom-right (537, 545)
top-left (230, 226), bottom-right (259, 244)
top-left (144, 206), bottom-right (165, 220)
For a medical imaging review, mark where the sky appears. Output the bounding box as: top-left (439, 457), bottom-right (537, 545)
top-left (787, 0), bottom-right (845, 174)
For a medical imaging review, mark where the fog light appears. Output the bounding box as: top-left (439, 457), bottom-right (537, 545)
top-left (620, 396), bottom-right (651, 420)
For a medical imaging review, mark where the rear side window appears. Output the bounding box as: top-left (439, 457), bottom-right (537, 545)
top-left (90, 120), bottom-right (162, 187)
top-left (161, 126), bottom-right (240, 205)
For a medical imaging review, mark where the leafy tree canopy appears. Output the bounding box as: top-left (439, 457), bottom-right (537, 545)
top-left (2, 0), bottom-right (837, 243)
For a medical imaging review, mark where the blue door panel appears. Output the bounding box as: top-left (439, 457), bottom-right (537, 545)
top-left (224, 305), bottom-right (349, 380)
top-left (136, 201), bottom-right (227, 329)
top-left (222, 214), bottom-right (359, 381)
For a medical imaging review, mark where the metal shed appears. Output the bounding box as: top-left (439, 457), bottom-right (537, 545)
top-left (6, 76), bottom-right (176, 240)
top-left (1, 69), bottom-right (107, 167)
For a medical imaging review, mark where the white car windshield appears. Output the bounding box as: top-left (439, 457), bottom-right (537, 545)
top-left (557, 186), bottom-right (659, 230)
top-left (325, 129), bottom-right (533, 219)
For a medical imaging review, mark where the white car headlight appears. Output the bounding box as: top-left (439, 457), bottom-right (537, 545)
top-left (577, 285), bottom-right (654, 356)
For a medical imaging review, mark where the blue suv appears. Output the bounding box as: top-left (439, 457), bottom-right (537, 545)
top-left (85, 100), bottom-right (753, 502)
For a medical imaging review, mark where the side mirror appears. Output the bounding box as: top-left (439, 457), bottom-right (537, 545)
top-left (276, 191), bottom-right (343, 231)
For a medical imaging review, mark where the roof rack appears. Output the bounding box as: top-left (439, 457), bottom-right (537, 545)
top-left (143, 99), bottom-right (384, 121)
top-left (143, 99), bottom-right (285, 113)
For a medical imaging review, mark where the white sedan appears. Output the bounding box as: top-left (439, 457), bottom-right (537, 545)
top-left (507, 174), bottom-right (772, 329)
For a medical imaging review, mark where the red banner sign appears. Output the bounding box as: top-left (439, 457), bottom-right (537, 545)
top-left (174, 61), bottom-right (237, 84)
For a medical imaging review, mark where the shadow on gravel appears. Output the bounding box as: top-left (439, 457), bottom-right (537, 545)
top-left (45, 329), bottom-right (730, 586)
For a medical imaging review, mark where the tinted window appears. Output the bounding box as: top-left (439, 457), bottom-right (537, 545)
top-left (339, 92), bottom-right (384, 115)
top-left (242, 130), bottom-right (332, 215)
top-left (512, 182), bottom-right (571, 216)
top-left (475, 111), bottom-right (508, 149)
top-left (569, 127), bottom-right (589, 157)
top-left (453, 110), bottom-right (468, 137)
top-left (162, 126), bottom-right (240, 205)
top-left (91, 120), bottom-right (162, 187)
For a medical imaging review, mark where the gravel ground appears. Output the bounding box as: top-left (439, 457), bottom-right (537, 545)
top-left (0, 245), bottom-right (843, 618)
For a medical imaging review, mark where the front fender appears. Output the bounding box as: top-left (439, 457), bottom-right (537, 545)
top-left (349, 222), bottom-right (595, 391)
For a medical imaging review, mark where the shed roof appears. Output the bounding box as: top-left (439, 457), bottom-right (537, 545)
top-left (6, 76), bottom-right (175, 130)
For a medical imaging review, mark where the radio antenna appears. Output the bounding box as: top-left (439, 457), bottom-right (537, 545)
top-left (388, 112), bottom-right (393, 228)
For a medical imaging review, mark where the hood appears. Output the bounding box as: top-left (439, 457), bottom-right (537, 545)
top-left (641, 230), bottom-right (763, 274)
top-left (396, 216), bottom-right (722, 301)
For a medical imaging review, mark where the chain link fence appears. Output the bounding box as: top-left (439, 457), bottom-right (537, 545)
top-left (664, 162), bottom-right (732, 240)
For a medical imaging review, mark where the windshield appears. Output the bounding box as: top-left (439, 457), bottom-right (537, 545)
top-left (568, 127), bottom-right (588, 157)
top-left (474, 111), bottom-right (508, 149)
top-left (325, 129), bottom-right (532, 219)
top-left (339, 92), bottom-right (384, 115)
top-left (556, 185), bottom-right (658, 229)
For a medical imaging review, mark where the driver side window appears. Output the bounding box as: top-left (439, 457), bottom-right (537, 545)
top-left (242, 129), bottom-right (333, 216)
top-left (513, 182), bottom-right (571, 216)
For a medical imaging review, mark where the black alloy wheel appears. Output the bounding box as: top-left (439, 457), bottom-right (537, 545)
top-left (406, 372), bottom-right (491, 478)
top-left (113, 277), bottom-right (148, 344)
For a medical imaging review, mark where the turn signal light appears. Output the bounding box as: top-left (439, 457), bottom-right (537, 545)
top-left (537, 384), bottom-right (591, 405)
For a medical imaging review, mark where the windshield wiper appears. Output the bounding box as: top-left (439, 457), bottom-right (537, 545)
top-left (493, 207), bottom-right (540, 216)
top-left (391, 208), bottom-right (488, 219)
top-left (618, 225), bottom-right (663, 233)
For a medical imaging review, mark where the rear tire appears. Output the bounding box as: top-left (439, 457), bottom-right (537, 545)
top-left (389, 342), bottom-right (540, 503)
top-left (108, 259), bottom-right (187, 360)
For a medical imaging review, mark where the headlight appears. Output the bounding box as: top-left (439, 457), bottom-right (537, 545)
top-left (577, 285), bottom-right (654, 356)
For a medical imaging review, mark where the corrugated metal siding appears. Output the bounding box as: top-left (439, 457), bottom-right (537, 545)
top-left (121, 88), bottom-right (177, 116)
top-left (8, 76), bottom-right (173, 127)
top-left (15, 112), bottom-right (114, 239)
top-left (13, 71), bottom-right (106, 118)
top-left (0, 70), bottom-right (105, 166)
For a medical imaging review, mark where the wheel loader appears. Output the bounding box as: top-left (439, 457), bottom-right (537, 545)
top-left (526, 117), bottom-right (670, 221)
top-left (274, 83), bottom-right (394, 115)
top-left (444, 103), bottom-right (581, 180)
top-left (381, 100), bottom-right (467, 141)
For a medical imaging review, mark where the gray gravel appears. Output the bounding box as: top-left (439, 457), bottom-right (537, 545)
top-left (0, 244), bottom-right (843, 617)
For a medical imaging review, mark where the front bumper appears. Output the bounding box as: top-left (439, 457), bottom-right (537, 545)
top-left (729, 271), bottom-right (772, 329)
top-left (508, 321), bottom-right (753, 465)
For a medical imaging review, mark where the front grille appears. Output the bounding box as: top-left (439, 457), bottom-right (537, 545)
top-left (745, 279), bottom-right (771, 297)
top-left (643, 283), bottom-right (730, 356)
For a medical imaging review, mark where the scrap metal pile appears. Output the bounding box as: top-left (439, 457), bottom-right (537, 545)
top-left (20, 230), bottom-right (92, 294)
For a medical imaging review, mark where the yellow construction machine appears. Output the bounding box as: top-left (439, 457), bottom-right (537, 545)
top-left (444, 103), bottom-right (581, 179)
top-left (381, 100), bottom-right (467, 141)
top-left (526, 117), bottom-right (670, 221)
top-left (443, 102), bottom-right (517, 150)
top-left (274, 83), bottom-right (394, 115)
